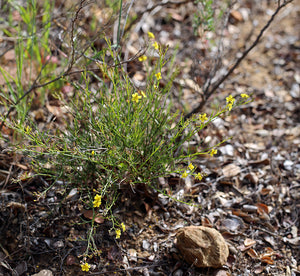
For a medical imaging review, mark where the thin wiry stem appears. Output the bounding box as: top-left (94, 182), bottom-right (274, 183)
top-left (184, 0), bottom-right (294, 120)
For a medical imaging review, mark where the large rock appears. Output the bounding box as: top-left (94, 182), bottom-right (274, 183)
top-left (176, 226), bottom-right (229, 268)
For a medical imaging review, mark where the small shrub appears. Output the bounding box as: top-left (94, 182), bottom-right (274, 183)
top-left (0, 1), bottom-right (254, 268)
top-left (12, 34), bottom-right (251, 261)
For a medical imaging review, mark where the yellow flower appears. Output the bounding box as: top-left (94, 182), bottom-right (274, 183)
top-left (121, 222), bottom-right (126, 232)
top-left (148, 31), bottom-right (155, 39)
top-left (132, 93), bottom-right (142, 103)
top-left (93, 194), bottom-right (102, 208)
top-left (91, 150), bottom-right (95, 156)
top-left (138, 55), bottom-right (147, 62)
top-left (155, 72), bottom-right (161, 81)
top-left (81, 262), bottom-right (90, 272)
top-left (116, 229), bottom-right (121, 239)
top-left (25, 126), bottom-right (31, 134)
top-left (241, 93), bottom-right (249, 98)
top-left (199, 113), bottom-right (208, 122)
top-left (140, 91), bottom-right (146, 98)
top-left (210, 149), bottom-right (218, 157)
top-left (195, 173), bottom-right (203, 181)
top-left (152, 41), bottom-right (159, 50)
top-left (182, 171), bottom-right (188, 178)
top-left (226, 95), bottom-right (235, 104)
top-left (226, 103), bottom-right (233, 111)
top-left (188, 163), bottom-right (194, 170)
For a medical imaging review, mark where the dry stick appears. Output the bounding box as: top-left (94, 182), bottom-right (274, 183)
top-left (184, 0), bottom-right (294, 120)
top-left (0, 0), bottom-right (87, 131)
top-left (203, 1), bottom-right (235, 95)
top-left (0, 0), bottom-right (146, 132)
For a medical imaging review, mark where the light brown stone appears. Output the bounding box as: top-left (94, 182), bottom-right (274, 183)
top-left (32, 270), bottom-right (53, 276)
top-left (176, 226), bottom-right (229, 268)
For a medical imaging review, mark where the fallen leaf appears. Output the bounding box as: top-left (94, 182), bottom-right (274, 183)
top-left (230, 10), bottom-right (243, 22)
top-left (247, 248), bottom-right (258, 259)
top-left (201, 217), bottom-right (213, 227)
top-left (244, 238), bottom-right (256, 247)
top-left (231, 209), bottom-right (259, 223)
top-left (260, 187), bottom-right (273, 195)
top-left (256, 203), bottom-right (269, 214)
top-left (221, 216), bottom-right (244, 232)
top-left (66, 255), bottom-right (77, 266)
top-left (222, 163), bottom-right (241, 177)
top-left (249, 158), bottom-right (270, 166)
top-left (128, 249), bottom-right (137, 262)
top-left (83, 210), bottom-right (105, 224)
top-left (254, 266), bottom-right (264, 274)
top-left (244, 143), bottom-right (266, 151)
top-left (260, 256), bottom-right (274, 264)
top-left (243, 173), bottom-right (259, 185)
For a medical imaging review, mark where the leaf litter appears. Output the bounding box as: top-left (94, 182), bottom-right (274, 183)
top-left (0, 0), bottom-right (299, 275)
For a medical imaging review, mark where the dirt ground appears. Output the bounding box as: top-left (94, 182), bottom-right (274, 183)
top-left (0, 0), bottom-right (299, 275)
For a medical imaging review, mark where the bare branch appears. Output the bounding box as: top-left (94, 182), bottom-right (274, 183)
top-left (184, 0), bottom-right (294, 120)
top-left (0, 0), bottom-right (87, 131)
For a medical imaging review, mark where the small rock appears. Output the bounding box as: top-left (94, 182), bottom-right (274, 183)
top-left (176, 226), bottom-right (229, 268)
top-left (53, 240), bottom-right (64, 248)
top-left (32, 269), bottom-right (53, 276)
top-left (142, 240), bottom-right (150, 250)
top-left (173, 269), bottom-right (184, 276)
top-left (284, 160), bottom-right (294, 170)
top-left (128, 248), bottom-right (137, 262)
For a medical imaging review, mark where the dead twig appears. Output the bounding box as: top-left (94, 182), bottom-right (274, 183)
top-left (0, 0), bottom-right (87, 131)
top-left (0, 0), bottom-right (147, 132)
top-left (184, 0), bottom-right (294, 120)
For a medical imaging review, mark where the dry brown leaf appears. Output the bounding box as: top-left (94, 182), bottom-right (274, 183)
top-left (244, 238), bottom-right (256, 247)
top-left (243, 173), bottom-right (258, 185)
top-left (231, 209), bottom-right (259, 223)
top-left (168, 9), bottom-right (184, 21)
top-left (46, 103), bottom-right (63, 118)
top-left (249, 158), bottom-right (270, 166)
top-left (256, 203), bottom-right (269, 214)
top-left (66, 255), bottom-right (77, 266)
top-left (221, 231), bottom-right (238, 240)
top-left (244, 143), bottom-right (266, 151)
top-left (7, 202), bottom-right (26, 211)
top-left (230, 10), bottom-right (243, 22)
top-left (247, 248), bottom-right (258, 259)
top-left (201, 217), bottom-right (213, 227)
top-left (260, 188), bottom-right (273, 195)
top-left (264, 247), bottom-right (275, 256)
top-left (133, 72), bottom-right (145, 81)
top-left (222, 163), bottom-right (241, 177)
top-left (3, 50), bottom-right (16, 61)
top-left (0, 123), bottom-right (14, 136)
top-left (15, 163), bottom-right (29, 170)
top-left (83, 210), bottom-right (105, 224)
top-left (260, 256), bottom-right (274, 264)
